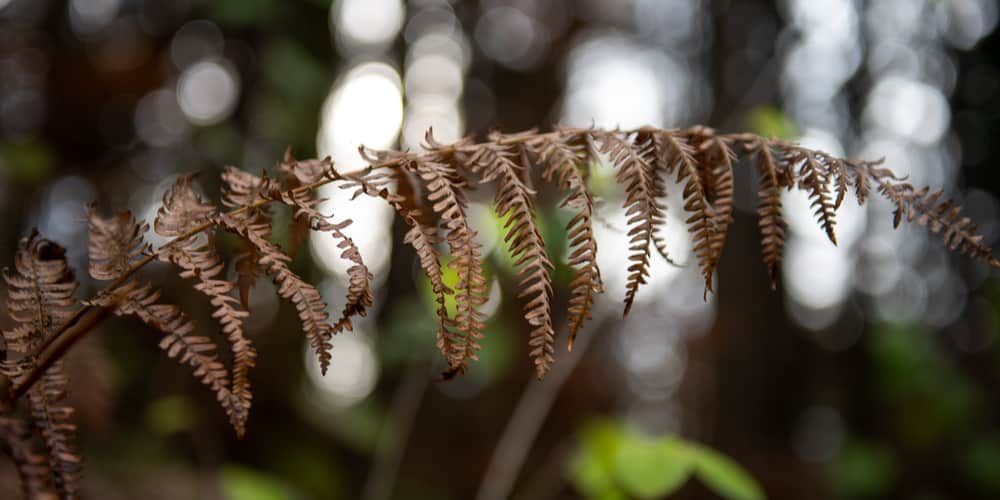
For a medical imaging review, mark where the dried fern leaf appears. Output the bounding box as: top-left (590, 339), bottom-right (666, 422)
top-left (221, 167), bottom-right (278, 298)
top-left (26, 362), bottom-right (80, 498)
top-left (690, 127), bottom-right (736, 295)
top-left (2, 232), bottom-right (81, 498)
top-left (86, 208), bottom-right (247, 435)
top-left (534, 132), bottom-right (602, 351)
top-left (749, 139), bottom-right (787, 289)
top-left (0, 416), bottom-right (58, 499)
top-left (219, 167), bottom-right (340, 373)
top-left (656, 129), bottom-right (721, 294)
top-left (466, 137), bottom-right (556, 378)
top-left (2, 231), bottom-right (79, 375)
top-left (874, 175), bottom-right (1000, 267)
top-left (340, 165), bottom-right (456, 363)
top-left (215, 211), bottom-right (336, 374)
top-left (595, 131), bottom-right (665, 316)
top-left (155, 175), bottom-right (255, 429)
top-left (413, 144), bottom-right (487, 377)
top-left (273, 187), bottom-right (374, 335)
top-left (790, 148), bottom-right (838, 245)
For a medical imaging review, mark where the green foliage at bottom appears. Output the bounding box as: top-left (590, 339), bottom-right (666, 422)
top-left (567, 418), bottom-right (765, 500)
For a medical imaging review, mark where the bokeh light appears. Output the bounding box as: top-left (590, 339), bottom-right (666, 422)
top-left (176, 59), bottom-right (240, 126)
top-left (304, 334), bottom-right (379, 410)
top-left (331, 0), bottom-right (405, 54)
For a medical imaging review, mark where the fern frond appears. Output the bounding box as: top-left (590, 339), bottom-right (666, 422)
top-left (86, 208), bottom-right (246, 435)
top-left (595, 131), bottom-right (665, 316)
top-left (216, 211), bottom-right (335, 375)
top-left (85, 205), bottom-right (150, 281)
top-left (26, 361), bottom-right (80, 498)
top-left (414, 137), bottom-right (487, 377)
top-left (339, 164), bottom-right (456, 363)
top-left (690, 127), bottom-right (735, 295)
top-left (2, 232), bottom-right (81, 497)
top-left (790, 148), bottom-right (839, 245)
top-left (0, 416), bottom-right (58, 499)
top-left (534, 132), bottom-right (602, 351)
top-left (466, 136), bottom-right (556, 379)
top-left (656, 129), bottom-right (720, 294)
top-left (748, 139), bottom-right (787, 289)
top-left (874, 176), bottom-right (1000, 267)
top-left (272, 187), bottom-right (374, 335)
top-left (155, 174), bottom-right (255, 432)
top-left (2, 231), bottom-right (79, 372)
top-left (221, 167), bottom-right (278, 303)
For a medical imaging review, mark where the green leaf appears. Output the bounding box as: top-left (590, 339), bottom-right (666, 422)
top-left (220, 465), bottom-right (293, 500)
top-left (613, 437), bottom-right (692, 499)
top-left (567, 419), bottom-right (629, 499)
top-left (746, 106), bottom-right (798, 140)
top-left (688, 444), bottom-right (765, 500)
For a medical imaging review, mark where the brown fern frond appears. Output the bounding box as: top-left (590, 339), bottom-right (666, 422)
top-left (279, 150), bottom-right (336, 185)
top-left (221, 167), bottom-right (276, 300)
top-left (465, 136), bottom-right (556, 379)
top-left (595, 131), bottom-right (665, 316)
top-left (690, 127), bottom-right (736, 295)
top-left (339, 164), bottom-right (456, 359)
top-left (26, 361), bottom-right (80, 498)
top-left (0, 416), bottom-right (58, 499)
top-left (655, 128), bottom-right (720, 294)
top-left (155, 175), bottom-right (255, 430)
top-left (215, 211), bottom-right (335, 374)
top-left (414, 136), bottom-right (487, 377)
top-left (280, 190), bottom-right (374, 332)
top-left (85, 208), bottom-right (246, 435)
top-left (2, 231), bottom-right (79, 372)
top-left (2, 232), bottom-right (81, 497)
top-left (788, 148), bottom-right (839, 245)
top-left (747, 139), bottom-right (787, 289)
top-left (85, 205), bottom-right (150, 282)
top-left (849, 158), bottom-right (881, 206)
top-left (873, 176), bottom-right (1000, 268)
top-left (533, 132), bottom-right (602, 351)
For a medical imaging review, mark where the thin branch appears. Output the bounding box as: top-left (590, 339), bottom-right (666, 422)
top-left (473, 319), bottom-right (600, 500)
top-left (361, 360), bottom-right (430, 500)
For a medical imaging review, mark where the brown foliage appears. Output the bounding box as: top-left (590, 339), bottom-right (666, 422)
top-left (1, 126), bottom-right (998, 498)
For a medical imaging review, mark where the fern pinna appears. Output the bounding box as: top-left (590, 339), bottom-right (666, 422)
top-left (2, 126), bottom-right (998, 498)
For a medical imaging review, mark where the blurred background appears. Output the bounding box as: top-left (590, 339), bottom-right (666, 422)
top-left (2, 0), bottom-right (1000, 498)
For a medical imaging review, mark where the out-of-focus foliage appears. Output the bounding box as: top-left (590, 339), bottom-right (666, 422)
top-left (568, 418), bottom-right (764, 500)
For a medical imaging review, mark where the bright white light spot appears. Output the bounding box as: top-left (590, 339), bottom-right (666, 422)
top-left (309, 184), bottom-right (393, 281)
top-left (784, 237), bottom-right (851, 310)
top-left (317, 62), bottom-right (403, 170)
top-left (865, 76), bottom-right (950, 145)
top-left (69, 0), bottom-right (120, 34)
top-left (562, 36), bottom-right (680, 129)
top-left (788, 0), bottom-right (858, 44)
top-left (406, 54), bottom-right (463, 101)
top-left (474, 6), bottom-right (542, 70)
top-left (402, 95), bottom-right (463, 151)
top-left (408, 32), bottom-right (470, 71)
top-left (313, 63), bottom-right (401, 283)
top-left (940, 0), bottom-right (998, 50)
top-left (176, 59), bottom-right (239, 125)
top-left (305, 334), bottom-right (378, 409)
top-left (332, 0), bottom-right (405, 52)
